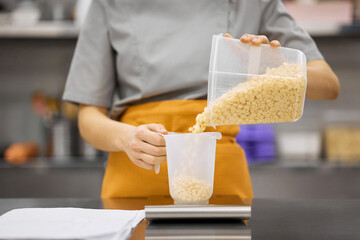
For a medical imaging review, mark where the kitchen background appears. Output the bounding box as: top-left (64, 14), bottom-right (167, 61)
top-left (0, 0), bottom-right (359, 198)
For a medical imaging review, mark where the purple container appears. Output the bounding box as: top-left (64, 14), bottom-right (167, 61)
top-left (236, 124), bottom-right (275, 142)
top-left (236, 124), bottom-right (276, 164)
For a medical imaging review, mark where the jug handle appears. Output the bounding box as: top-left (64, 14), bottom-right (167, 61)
top-left (154, 133), bottom-right (167, 174)
top-left (154, 164), bottom-right (160, 174)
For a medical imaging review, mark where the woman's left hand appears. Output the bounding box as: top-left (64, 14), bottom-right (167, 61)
top-left (224, 33), bottom-right (281, 47)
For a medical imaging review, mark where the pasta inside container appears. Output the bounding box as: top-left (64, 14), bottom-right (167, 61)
top-left (162, 132), bottom-right (221, 204)
top-left (190, 34), bottom-right (307, 133)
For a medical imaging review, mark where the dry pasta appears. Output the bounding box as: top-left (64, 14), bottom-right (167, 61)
top-left (170, 176), bottom-right (212, 202)
top-left (190, 63), bottom-right (306, 133)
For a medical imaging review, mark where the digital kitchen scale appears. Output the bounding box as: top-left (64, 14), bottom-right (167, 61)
top-left (145, 195), bottom-right (252, 221)
top-left (145, 195), bottom-right (251, 239)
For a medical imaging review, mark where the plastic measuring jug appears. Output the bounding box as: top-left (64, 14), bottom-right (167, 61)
top-left (161, 132), bottom-right (222, 204)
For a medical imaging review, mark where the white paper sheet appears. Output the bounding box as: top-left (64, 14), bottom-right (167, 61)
top-left (0, 208), bottom-right (145, 240)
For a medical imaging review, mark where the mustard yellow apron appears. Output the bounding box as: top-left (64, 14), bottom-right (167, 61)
top-left (101, 100), bottom-right (253, 200)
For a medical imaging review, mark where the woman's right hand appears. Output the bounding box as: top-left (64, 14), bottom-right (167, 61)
top-left (124, 124), bottom-right (168, 170)
top-left (77, 105), bottom-right (168, 170)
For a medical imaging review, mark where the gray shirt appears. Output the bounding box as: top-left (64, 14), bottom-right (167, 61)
top-left (63, 0), bottom-right (323, 120)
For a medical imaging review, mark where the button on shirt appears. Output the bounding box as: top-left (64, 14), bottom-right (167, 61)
top-left (63, 0), bottom-right (323, 120)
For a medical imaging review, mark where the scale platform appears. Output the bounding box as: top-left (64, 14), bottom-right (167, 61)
top-left (145, 195), bottom-right (252, 221)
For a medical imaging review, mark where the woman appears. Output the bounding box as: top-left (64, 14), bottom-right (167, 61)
top-left (63, 0), bottom-right (339, 199)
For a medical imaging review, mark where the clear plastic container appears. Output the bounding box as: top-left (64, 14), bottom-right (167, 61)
top-left (162, 132), bottom-right (222, 204)
top-left (207, 33), bottom-right (307, 127)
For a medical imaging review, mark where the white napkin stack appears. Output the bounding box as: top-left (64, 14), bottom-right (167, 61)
top-left (0, 208), bottom-right (145, 240)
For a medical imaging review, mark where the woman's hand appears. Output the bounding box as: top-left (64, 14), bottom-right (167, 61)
top-left (78, 105), bottom-right (169, 170)
top-left (224, 33), bottom-right (281, 47)
top-left (223, 33), bottom-right (339, 100)
top-left (124, 124), bottom-right (168, 170)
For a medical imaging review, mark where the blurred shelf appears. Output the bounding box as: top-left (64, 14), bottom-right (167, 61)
top-left (0, 21), bottom-right (359, 39)
top-left (0, 157), bottom-right (106, 169)
top-left (249, 158), bottom-right (360, 169)
top-left (0, 21), bottom-right (79, 38)
top-left (308, 24), bottom-right (360, 37)
top-left (305, 24), bottom-right (347, 37)
top-left (1, 157), bottom-right (360, 170)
